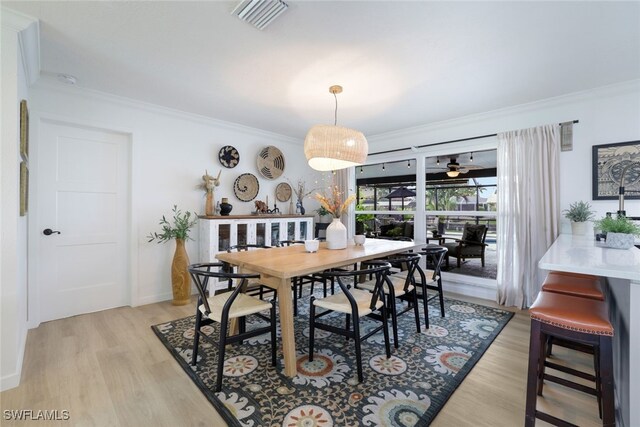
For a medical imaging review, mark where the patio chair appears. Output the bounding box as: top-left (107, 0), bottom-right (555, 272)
top-left (443, 223), bottom-right (489, 268)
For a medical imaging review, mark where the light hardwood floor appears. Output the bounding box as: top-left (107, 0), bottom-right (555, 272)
top-left (1, 293), bottom-right (603, 426)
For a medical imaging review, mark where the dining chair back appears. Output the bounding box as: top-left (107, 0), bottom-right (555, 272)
top-left (357, 252), bottom-right (421, 347)
top-left (188, 262), bottom-right (277, 392)
top-left (309, 261), bottom-right (392, 382)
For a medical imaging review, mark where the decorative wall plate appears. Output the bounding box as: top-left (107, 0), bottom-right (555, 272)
top-left (233, 173), bottom-right (260, 202)
top-left (218, 145), bottom-right (240, 168)
top-left (275, 182), bottom-right (292, 202)
top-left (257, 146), bottom-right (285, 179)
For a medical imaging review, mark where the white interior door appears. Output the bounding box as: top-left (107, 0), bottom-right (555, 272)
top-left (36, 120), bottom-right (130, 322)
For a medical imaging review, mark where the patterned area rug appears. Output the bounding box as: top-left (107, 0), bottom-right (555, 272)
top-left (152, 294), bottom-right (513, 426)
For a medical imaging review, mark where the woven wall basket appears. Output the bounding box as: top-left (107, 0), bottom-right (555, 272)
top-left (233, 173), bottom-right (260, 202)
top-left (257, 146), bottom-right (285, 180)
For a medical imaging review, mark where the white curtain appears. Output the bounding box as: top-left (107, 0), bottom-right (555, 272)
top-left (496, 124), bottom-right (560, 308)
top-left (334, 169), bottom-right (354, 237)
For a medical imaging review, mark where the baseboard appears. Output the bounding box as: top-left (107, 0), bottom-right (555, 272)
top-left (135, 292), bottom-right (174, 307)
top-left (0, 325), bottom-right (28, 392)
top-left (442, 273), bottom-right (497, 301)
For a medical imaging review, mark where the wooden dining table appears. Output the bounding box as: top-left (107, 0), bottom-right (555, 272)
top-left (216, 238), bottom-right (421, 377)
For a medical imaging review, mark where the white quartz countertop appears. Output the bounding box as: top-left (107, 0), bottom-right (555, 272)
top-left (539, 234), bottom-right (640, 281)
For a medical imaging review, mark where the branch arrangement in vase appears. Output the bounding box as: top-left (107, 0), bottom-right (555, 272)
top-left (315, 186), bottom-right (356, 218)
top-left (147, 205), bottom-right (198, 242)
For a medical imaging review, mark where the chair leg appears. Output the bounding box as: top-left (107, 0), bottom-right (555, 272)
top-left (191, 309), bottom-right (203, 366)
top-left (380, 304), bottom-right (391, 359)
top-left (536, 332), bottom-right (547, 396)
top-left (411, 289), bottom-right (421, 333)
top-left (422, 283), bottom-right (430, 329)
top-left (481, 254), bottom-right (485, 267)
top-left (352, 318), bottom-right (363, 383)
top-left (546, 336), bottom-right (554, 357)
top-left (388, 293), bottom-right (399, 349)
top-left (215, 318), bottom-right (229, 393)
top-left (308, 297), bottom-right (316, 362)
top-left (457, 256), bottom-right (461, 268)
top-left (595, 345), bottom-right (602, 418)
top-left (437, 277), bottom-right (445, 318)
top-left (345, 314), bottom-right (351, 341)
top-left (525, 320), bottom-right (542, 427)
top-left (270, 300), bottom-right (277, 367)
top-left (599, 336), bottom-right (615, 427)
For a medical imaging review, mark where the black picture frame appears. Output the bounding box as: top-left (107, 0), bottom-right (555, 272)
top-left (592, 140), bottom-right (640, 200)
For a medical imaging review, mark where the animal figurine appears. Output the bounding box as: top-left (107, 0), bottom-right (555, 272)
top-left (254, 200), bottom-right (268, 213)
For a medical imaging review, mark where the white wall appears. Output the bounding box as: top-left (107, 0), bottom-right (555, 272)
top-left (0, 9), bottom-right (35, 391)
top-left (367, 80), bottom-right (640, 228)
top-left (28, 79), bottom-right (324, 311)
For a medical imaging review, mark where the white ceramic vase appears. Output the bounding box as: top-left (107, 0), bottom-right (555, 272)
top-left (570, 221), bottom-right (588, 235)
top-left (326, 218), bottom-right (347, 250)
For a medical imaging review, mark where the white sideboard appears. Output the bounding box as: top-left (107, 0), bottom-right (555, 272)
top-left (198, 215), bottom-right (314, 288)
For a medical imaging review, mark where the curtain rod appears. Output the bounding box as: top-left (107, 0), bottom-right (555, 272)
top-left (368, 120), bottom-right (579, 156)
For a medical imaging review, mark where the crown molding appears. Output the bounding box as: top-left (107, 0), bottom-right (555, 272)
top-left (368, 79), bottom-right (640, 143)
top-left (33, 77), bottom-right (301, 145)
top-left (2, 7), bottom-right (41, 86)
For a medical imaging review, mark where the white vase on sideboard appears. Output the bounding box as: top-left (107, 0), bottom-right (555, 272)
top-left (326, 218), bottom-right (347, 249)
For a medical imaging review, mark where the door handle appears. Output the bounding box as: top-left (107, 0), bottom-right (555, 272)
top-left (43, 228), bottom-right (61, 236)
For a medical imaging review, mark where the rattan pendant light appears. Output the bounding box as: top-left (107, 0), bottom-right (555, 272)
top-left (304, 85), bottom-right (368, 171)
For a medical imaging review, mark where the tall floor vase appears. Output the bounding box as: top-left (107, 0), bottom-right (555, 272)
top-left (326, 218), bottom-right (347, 250)
top-left (171, 239), bottom-right (191, 305)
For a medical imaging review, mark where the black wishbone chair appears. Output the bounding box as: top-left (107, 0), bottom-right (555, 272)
top-left (394, 246), bottom-right (447, 329)
top-left (309, 261), bottom-right (392, 383)
top-left (188, 263), bottom-right (277, 392)
top-left (224, 244), bottom-right (275, 300)
top-left (356, 252), bottom-right (421, 348)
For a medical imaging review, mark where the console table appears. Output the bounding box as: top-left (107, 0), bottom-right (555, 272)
top-left (198, 215), bottom-right (314, 289)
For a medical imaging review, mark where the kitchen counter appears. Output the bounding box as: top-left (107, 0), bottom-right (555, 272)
top-left (539, 234), bottom-right (640, 427)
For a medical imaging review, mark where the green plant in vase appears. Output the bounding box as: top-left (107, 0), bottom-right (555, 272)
top-left (148, 205), bottom-right (198, 305)
top-left (593, 215), bottom-right (640, 250)
top-left (563, 201), bottom-right (595, 235)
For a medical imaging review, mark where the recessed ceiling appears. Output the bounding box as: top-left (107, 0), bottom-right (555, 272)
top-left (5, 1), bottom-right (640, 139)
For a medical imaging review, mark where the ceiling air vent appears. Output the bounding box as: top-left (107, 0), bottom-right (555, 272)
top-left (231, 0), bottom-right (289, 30)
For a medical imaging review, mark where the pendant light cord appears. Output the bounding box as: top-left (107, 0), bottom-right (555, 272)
top-left (333, 92), bottom-right (338, 126)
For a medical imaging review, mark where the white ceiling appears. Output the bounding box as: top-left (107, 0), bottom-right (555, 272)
top-left (6, 1), bottom-right (640, 139)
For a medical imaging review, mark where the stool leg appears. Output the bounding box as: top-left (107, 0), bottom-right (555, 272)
top-left (525, 320), bottom-right (542, 427)
top-left (537, 332), bottom-right (547, 396)
top-left (599, 336), bottom-right (615, 427)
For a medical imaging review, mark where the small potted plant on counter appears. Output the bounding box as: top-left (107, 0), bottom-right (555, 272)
top-left (593, 215), bottom-right (640, 250)
top-left (563, 201), bottom-right (595, 235)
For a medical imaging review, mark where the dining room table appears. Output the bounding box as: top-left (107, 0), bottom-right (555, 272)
top-left (215, 238), bottom-right (422, 377)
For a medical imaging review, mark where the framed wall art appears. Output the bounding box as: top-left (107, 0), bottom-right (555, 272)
top-left (20, 99), bottom-right (29, 161)
top-left (592, 140), bottom-right (640, 200)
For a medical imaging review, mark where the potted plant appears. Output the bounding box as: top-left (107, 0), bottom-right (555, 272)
top-left (148, 205), bottom-right (198, 305)
top-left (593, 215), bottom-right (640, 249)
top-left (355, 204), bottom-right (374, 235)
top-left (563, 201), bottom-right (595, 235)
top-left (315, 205), bottom-right (331, 223)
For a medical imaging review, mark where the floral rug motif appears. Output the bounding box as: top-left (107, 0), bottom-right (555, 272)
top-left (152, 294), bottom-right (513, 427)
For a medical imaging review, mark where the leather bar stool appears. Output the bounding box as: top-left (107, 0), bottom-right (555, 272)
top-left (525, 291), bottom-right (615, 427)
top-left (541, 272), bottom-right (605, 357)
top-left (542, 271), bottom-right (604, 300)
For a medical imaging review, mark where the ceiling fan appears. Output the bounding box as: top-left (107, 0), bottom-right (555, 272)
top-left (426, 157), bottom-right (483, 178)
